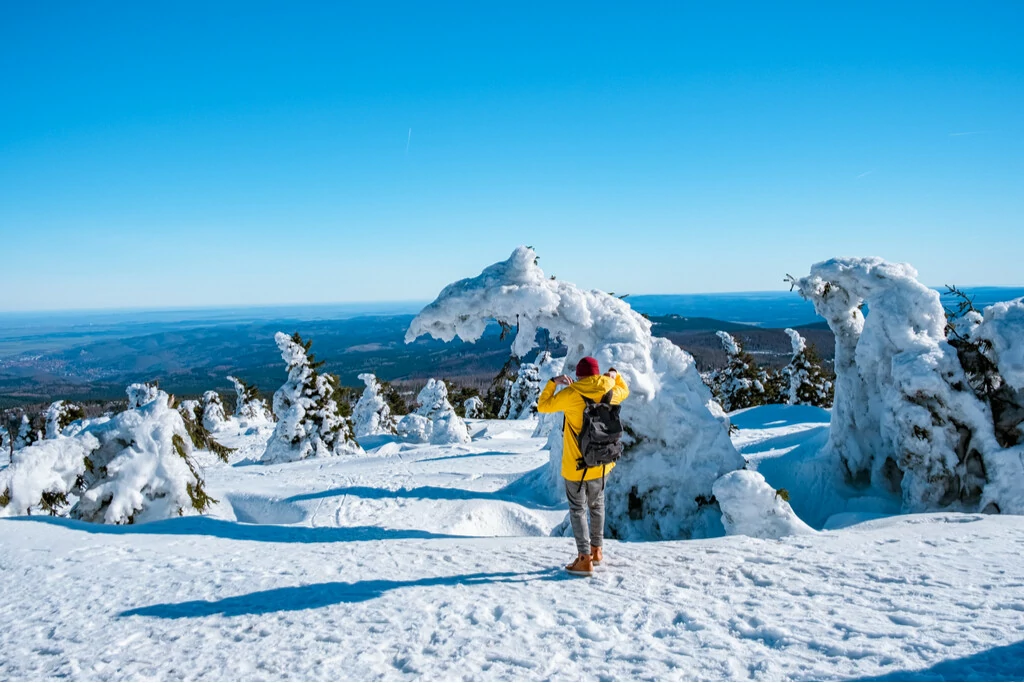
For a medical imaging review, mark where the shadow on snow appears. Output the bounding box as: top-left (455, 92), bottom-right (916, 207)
top-left (120, 569), bottom-right (568, 619)
top-left (856, 639), bottom-right (1024, 681)
top-left (9, 516), bottom-right (466, 543)
top-left (284, 484), bottom-right (562, 510)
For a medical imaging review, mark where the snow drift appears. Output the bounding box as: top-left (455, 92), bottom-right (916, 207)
top-left (791, 258), bottom-right (1024, 515)
top-left (713, 470), bottom-right (815, 539)
top-left (406, 246), bottom-right (744, 540)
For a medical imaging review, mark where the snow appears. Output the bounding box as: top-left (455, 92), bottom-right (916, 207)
top-left (353, 373), bottom-right (397, 438)
top-left (974, 297), bottom-right (1024, 391)
top-left (201, 390), bottom-right (227, 431)
top-left (3, 411), bottom-right (1024, 681)
top-left (792, 257), bottom-right (1024, 515)
top-left (227, 375), bottom-right (272, 426)
top-left (713, 469), bottom-right (815, 539)
top-left (406, 246), bottom-right (744, 540)
top-left (407, 379), bottom-right (470, 445)
top-left (463, 396), bottom-right (483, 419)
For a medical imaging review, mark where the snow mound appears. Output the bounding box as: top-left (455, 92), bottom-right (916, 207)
top-left (713, 470), bottom-right (815, 539)
top-left (406, 246), bottom-right (744, 540)
top-left (792, 257), bottom-right (1024, 514)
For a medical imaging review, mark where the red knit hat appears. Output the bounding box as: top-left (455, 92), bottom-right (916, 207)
top-left (575, 357), bottom-right (600, 377)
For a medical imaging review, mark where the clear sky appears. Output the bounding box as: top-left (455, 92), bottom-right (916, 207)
top-left (1, 1), bottom-right (1021, 312)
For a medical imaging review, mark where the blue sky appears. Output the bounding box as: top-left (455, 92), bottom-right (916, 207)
top-left (1, 1), bottom-right (1021, 311)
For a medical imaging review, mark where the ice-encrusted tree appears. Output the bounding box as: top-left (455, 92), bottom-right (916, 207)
top-left (227, 375), bottom-right (272, 425)
top-left (261, 332), bottom-right (361, 463)
top-left (782, 329), bottom-right (834, 407)
top-left (406, 246), bottom-right (744, 540)
top-left (352, 373), bottom-right (397, 438)
top-left (463, 396), bottom-right (484, 419)
top-left (706, 331), bottom-right (774, 411)
top-left (177, 399), bottom-right (233, 463)
top-left (200, 391), bottom-right (227, 432)
top-left (43, 401), bottom-right (86, 439)
top-left (396, 378), bottom-right (471, 445)
top-left (789, 258), bottom-right (1024, 515)
top-left (0, 386), bottom-right (215, 523)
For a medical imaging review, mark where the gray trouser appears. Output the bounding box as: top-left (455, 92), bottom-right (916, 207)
top-left (564, 478), bottom-right (605, 556)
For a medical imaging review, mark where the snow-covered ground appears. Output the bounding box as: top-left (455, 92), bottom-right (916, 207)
top-left (2, 407), bottom-right (1023, 681)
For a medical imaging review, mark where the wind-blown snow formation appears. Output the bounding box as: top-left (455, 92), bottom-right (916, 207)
top-left (791, 258), bottom-right (1024, 515)
top-left (713, 470), bottom-right (815, 539)
top-left (353, 373), bottom-right (397, 438)
top-left (0, 387), bottom-right (213, 523)
top-left (406, 246), bottom-right (744, 539)
top-left (261, 332), bottom-right (360, 464)
top-left (397, 379), bottom-right (470, 445)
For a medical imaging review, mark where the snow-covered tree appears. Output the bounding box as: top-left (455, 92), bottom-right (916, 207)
top-left (706, 331), bottom-right (774, 411)
top-left (43, 401), bottom-right (85, 439)
top-left (352, 373), bottom-right (397, 438)
top-left (0, 386), bottom-right (215, 523)
top-left (177, 399), bottom-right (233, 463)
top-left (498, 356), bottom-right (544, 419)
top-left (127, 383), bottom-right (160, 409)
top-left (13, 414), bottom-right (37, 451)
top-left (397, 379), bottom-right (471, 444)
top-left (782, 329), bottom-right (834, 407)
top-left (227, 375), bottom-right (272, 425)
top-left (200, 391), bottom-right (227, 432)
top-left (261, 332), bottom-right (361, 463)
top-left (406, 246), bottom-right (743, 540)
top-left (531, 352), bottom-right (567, 438)
top-left (463, 396), bottom-right (483, 419)
top-left (790, 258), bottom-right (1024, 516)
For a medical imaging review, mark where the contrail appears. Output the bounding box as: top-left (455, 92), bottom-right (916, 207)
top-left (406, 128), bottom-right (412, 155)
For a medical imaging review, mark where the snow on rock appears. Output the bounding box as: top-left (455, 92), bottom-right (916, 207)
top-left (0, 388), bottom-right (213, 523)
top-left (260, 332), bottom-right (361, 464)
top-left (201, 391), bottom-right (227, 432)
top-left (406, 246), bottom-right (744, 540)
top-left (463, 396), bottom-right (484, 419)
top-left (409, 379), bottom-right (470, 445)
top-left (974, 298), bottom-right (1024, 391)
top-left (713, 469), bottom-right (815, 539)
top-left (791, 257), bottom-right (1024, 515)
top-left (227, 376), bottom-right (272, 425)
top-left (353, 373), bottom-right (397, 439)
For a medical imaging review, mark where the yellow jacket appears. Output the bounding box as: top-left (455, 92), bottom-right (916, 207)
top-left (537, 373), bottom-right (630, 481)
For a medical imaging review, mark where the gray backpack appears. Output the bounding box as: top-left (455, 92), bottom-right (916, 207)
top-left (575, 389), bottom-right (623, 491)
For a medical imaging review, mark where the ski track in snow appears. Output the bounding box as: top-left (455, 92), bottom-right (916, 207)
top-left (2, 411), bottom-right (1024, 681)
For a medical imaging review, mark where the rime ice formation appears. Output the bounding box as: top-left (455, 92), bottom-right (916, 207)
top-left (0, 387), bottom-right (213, 523)
top-left (791, 258), bottom-right (1024, 515)
top-left (353, 373), bottom-right (397, 438)
top-left (406, 246), bottom-right (744, 539)
top-left (43, 401), bottom-right (82, 439)
top-left (974, 298), bottom-right (1024, 392)
top-left (261, 332), bottom-right (361, 463)
top-left (713, 470), bottom-right (815, 539)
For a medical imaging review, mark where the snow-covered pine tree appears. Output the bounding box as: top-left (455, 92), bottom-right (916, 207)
top-left (43, 401), bottom-right (86, 439)
top-left (489, 356), bottom-right (520, 419)
top-left (200, 391), bottom-right (227, 432)
top-left (261, 332), bottom-right (361, 463)
top-left (352, 373), bottom-right (397, 438)
top-left (227, 375), bottom-right (272, 424)
top-left (498, 354), bottom-right (545, 420)
top-left (396, 378), bottom-right (471, 444)
top-left (177, 399), bottom-right (234, 463)
top-left (710, 331), bottom-right (771, 411)
top-left (0, 386), bottom-right (216, 523)
top-left (463, 396), bottom-right (483, 419)
top-left (127, 382), bottom-right (161, 409)
top-left (782, 329), bottom-right (834, 407)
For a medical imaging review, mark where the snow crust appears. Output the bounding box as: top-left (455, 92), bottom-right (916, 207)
top-left (352, 373), bottom-right (397, 439)
top-left (713, 469), bottom-right (815, 539)
top-left (406, 246), bottom-right (744, 539)
top-left (792, 257), bottom-right (1024, 514)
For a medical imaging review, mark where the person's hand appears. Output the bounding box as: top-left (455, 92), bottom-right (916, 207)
top-left (605, 368), bottom-right (617, 379)
top-left (552, 375), bottom-right (574, 386)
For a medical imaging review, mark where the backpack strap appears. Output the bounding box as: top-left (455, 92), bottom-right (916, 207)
top-left (600, 390), bottom-right (613, 405)
top-left (577, 467), bottom-right (588, 493)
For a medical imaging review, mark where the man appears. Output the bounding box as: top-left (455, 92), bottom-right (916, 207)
top-left (537, 356), bottom-right (630, 576)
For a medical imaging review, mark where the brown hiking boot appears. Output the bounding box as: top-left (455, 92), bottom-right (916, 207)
top-left (565, 554), bottom-right (594, 576)
top-left (591, 545), bottom-right (603, 565)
